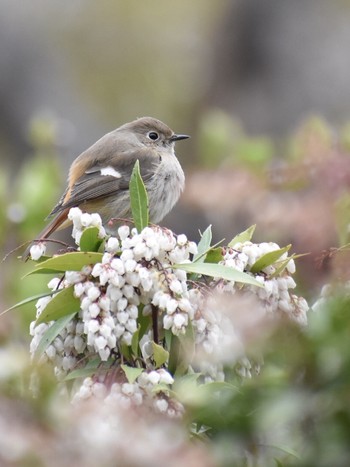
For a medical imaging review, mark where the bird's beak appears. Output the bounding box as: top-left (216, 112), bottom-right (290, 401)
top-left (170, 134), bottom-right (190, 142)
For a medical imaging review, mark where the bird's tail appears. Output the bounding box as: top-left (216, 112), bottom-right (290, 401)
top-left (22, 208), bottom-right (70, 261)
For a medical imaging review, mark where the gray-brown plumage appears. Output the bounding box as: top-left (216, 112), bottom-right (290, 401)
top-left (23, 117), bottom-right (189, 259)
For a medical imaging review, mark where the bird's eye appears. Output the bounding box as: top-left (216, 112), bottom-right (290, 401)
top-left (147, 131), bottom-right (159, 141)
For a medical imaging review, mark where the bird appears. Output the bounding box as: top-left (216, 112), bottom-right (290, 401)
top-left (23, 116), bottom-right (189, 259)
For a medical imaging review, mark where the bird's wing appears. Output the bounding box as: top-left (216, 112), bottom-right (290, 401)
top-left (49, 148), bottom-right (160, 215)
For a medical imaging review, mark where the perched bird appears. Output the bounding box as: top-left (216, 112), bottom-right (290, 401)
top-left (23, 116), bottom-right (189, 259)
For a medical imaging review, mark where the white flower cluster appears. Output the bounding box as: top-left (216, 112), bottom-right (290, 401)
top-left (190, 291), bottom-right (265, 381)
top-left (79, 223), bottom-right (197, 360)
top-left (185, 241), bottom-right (309, 381)
top-left (30, 208), bottom-right (198, 377)
top-left (63, 399), bottom-right (202, 467)
top-left (68, 207), bottom-right (106, 244)
top-left (29, 208), bottom-right (309, 406)
top-left (30, 269), bottom-right (96, 378)
top-left (219, 241), bottom-right (309, 325)
top-left (72, 368), bottom-right (184, 418)
top-left (28, 207), bottom-right (107, 260)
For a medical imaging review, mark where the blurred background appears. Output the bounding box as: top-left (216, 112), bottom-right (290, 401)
top-left (2, 1), bottom-right (350, 464)
top-left (3, 0), bottom-right (350, 329)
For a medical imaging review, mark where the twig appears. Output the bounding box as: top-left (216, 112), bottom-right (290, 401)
top-left (151, 304), bottom-right (159, 345)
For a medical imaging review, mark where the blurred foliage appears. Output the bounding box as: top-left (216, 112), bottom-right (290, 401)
top-left (198, 110), bottom-right (274, 171)
top-left (8, 115), bottom-right (62, 240)
top-left (2, 284), bottom-right (350, 466)
top-left (287, 116), bottom-right (334, 163)
top-left (3, 111), bottom-right (350, 465)
top-left (51, 0), bottom-right (224, 138)
top-left (184, 293), bottom-right (350, 467)
top-left (197, 112), bottom-right (342, 173)
top-left (1, 116), bottom-right (62, 331)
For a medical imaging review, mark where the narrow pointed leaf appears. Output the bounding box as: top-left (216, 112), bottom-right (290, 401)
top-left (173, 262), bottom-right (263, 287)
top-left (250, 245), bottom-right (291, 274)
top-left (34, 252), bottom-right (103, 272)
top-left (120, 343), bottom-right (132, 360)
top-left (205, 247), bottom-right (223, 264)
top-left (193, 225), bottom-right (212, 262)
top-left (176, 320), bottom-right (195, 376)
top-left (137, 310), bottom-right (151, 342)
top-left (30, 255), bottom-right (51, 263)
top-left (64, 358), bottom-right (102, 381)
top-left (79, 226), bottom-right (103, 252)
top-left (228, 224), bottom-right (256, 247)
top-left (168, 322), bottom-right (196, 378)
top-left (36, 286), bottom-right (80, 324)
top-left (34, 313), bottom-right (77, 358)
top-left (23, 268), bottom-right (64, 278)
top-left (270, 252), bottom-right (308, 278)
top-left (164, 329), bottom-right (172, 352)
top-left (267, 444), bottom-right (300, 459)
top-left (131, 325), bottom-right (140, 355)
top-left (168, 335), bottom-right (180, 375)
top-left (270, 256), bottom-right (294, 278)
top-left (1, 291), bottom-right (58, 316)
top-left (129, 160), bottom-right (149, 231)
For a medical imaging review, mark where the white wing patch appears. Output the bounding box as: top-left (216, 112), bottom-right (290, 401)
top-left (100, 166), bottom-right (122, 178)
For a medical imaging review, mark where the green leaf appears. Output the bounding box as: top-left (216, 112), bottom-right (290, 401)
top-left (152, 341), bottom-right (169, 368)
top-left (64, 358), bottom-right (102, 381)
top-left (34, 313), bottom-right (77, 358)
top-left (1, 290), bottom-right (60, 316)
top-left (172, 372), bottom-right (201, 392)
top-left (192, 225), bottom-right (225, 266)
top-left (79, 227), bottom-right (103, 252)
top-left (137, 310), bottom-right (151, 342)
top-left (168, 322), bottom-right (195, 377)
top-left (168, 335), bottom-right (180, 375)
top-left (129, 160), bottom-right (149, 231)
top-left (173, 262), bottom-right (263, 287)
top-left (36, 287), bottom-right (80, 324)
top-left (188, 381), bottom-right (239, 405)
top-left (151, 383), bottom-right (171, 394)
top-left (164, 329), bottom-right (172, 351)
top-left (121, 364), bottom-right (143, 384)
top-left (269, 257), bottom-right (293, 278)
top-left (30, 255), bottom-right (52, 263)
top-left (131, 325), bottom-right (140, 355)
top-left (269, 252), bottom-right (308, 278)
top-left (250, 245), bottom-right (291, 274)
top-left (228, 224), bottom-right (256, 247)
top-left (176, 320), bottom-right (195, 376)
top-left (171, 376), bottom-right (201, 405)
top-left (335, 193), bottom-right (350, 246)
top-left (120, 343), bottom-right (132, 360)
top-left (268, 444), bottom-right (300, 459)
top-left (205, 247), bottom-right (223, 264)
top-left (193, 225), bottom-right (212, 262)
top-left (199, 381), bottom-right (238, 394)
top-left (174, 378), bottom-right (237, 406)
top-left (35, 252), bottom-right (103, 272)
top-left (23, 268), bottom-right (64, 278)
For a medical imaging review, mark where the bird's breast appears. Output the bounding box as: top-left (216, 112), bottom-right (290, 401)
top-left (147, 153), bottom-right (185, 223)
